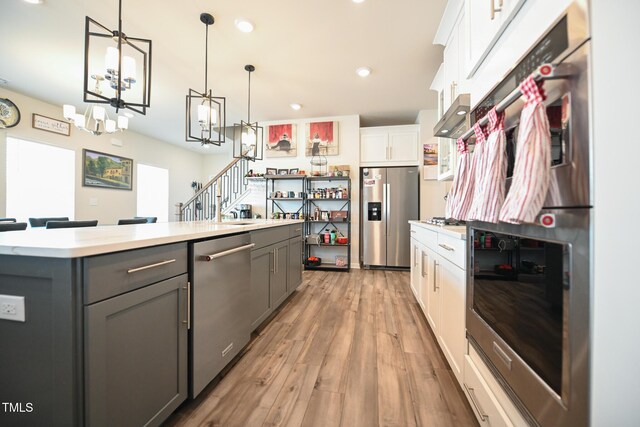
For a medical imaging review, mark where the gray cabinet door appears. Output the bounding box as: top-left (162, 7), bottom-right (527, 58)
top-left (250, 245), bottom-right (273, 330)
top-left (288, 237), bottom-right (303, 291)
top-left (84, 274), bottom-right (188, 427)
top-left (271, 240), bottom-right (289, 308)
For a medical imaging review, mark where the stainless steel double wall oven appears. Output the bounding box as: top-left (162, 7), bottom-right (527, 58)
top-left (466, 3), bottom-right (592, 426)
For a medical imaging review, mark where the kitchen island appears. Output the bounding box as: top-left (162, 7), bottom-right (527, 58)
top-left (0, 219), bottom-right (303, 427)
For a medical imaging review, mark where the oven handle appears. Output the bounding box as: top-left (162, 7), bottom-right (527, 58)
top-left (493, 341), bottom-right (513, 370)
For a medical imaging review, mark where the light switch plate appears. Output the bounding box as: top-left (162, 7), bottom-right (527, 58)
top-left (111, 138), bottom-right (123, 147)
top-left (0, 295), bottom-right (26, 322)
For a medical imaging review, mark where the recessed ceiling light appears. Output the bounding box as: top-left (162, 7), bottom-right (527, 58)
top-left (441, 129), bottom-right (449, 134)
top-left (124, 112), bottom-right (134, 118)
top-left (356, 67), bottom-right (371, 77)
top-left (234, 18), bottom-right (254, 33)
top-left (456, 110), bottom-right (467, 116)
top-left (23, 0), bottom-right (44, 4)
top-left (290, 103), bottom-right (302, 111)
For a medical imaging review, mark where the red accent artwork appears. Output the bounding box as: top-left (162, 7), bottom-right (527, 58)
top-left (268, 124), bottom-right (292, 144)
top-left (309, 122), bottom-right (334, 142)
top-left (305, 121), bottom-right (339, 156)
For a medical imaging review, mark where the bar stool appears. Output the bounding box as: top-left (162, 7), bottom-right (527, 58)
top-left (45, 220), bottom-right (98, 229)
top-left (134, 216), bottom-right (158, 223)
top-left (117, 218), bottom-right (148, 225)
top-left (0, 222), bottom-right (28, 232)
top-left (29, 217), bottom-right (69, 228)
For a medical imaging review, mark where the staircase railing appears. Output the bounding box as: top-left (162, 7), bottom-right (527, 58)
top-left (176, 157), bottom-right (250, 222)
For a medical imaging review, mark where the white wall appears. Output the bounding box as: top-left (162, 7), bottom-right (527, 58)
top-left (590, 2), bottom-right (640, 425)
top-left (202, 114), bottom-right (361, 267)
top-left (417, 109), bottom-right (451, 219)
top-left (0, 87), bottom-right (204, 224)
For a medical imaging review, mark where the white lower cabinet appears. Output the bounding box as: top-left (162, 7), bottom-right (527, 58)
top-left (464, 355), bottom-right (513, 427)
top-left (410, 237), bottom-right (421, 303)
top-left (409, 221), bottom-right (528, 427)
top-left (437, 255), bottom-right (466, 384)
top-left (464, 346), bottom-right (529, 427)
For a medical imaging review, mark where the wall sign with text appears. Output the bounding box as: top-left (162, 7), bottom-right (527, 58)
top-left (32, 113), bottom-right (70, 136)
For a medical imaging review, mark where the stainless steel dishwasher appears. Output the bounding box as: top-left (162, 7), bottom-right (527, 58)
top-left (189, 233), bottom-right (254, 398)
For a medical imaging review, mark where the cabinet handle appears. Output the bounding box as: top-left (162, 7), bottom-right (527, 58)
top-left (464, 383), bottom-right (488, 422)
top-left (421, 251), bottom-right (427, 278)
top-left (201, 243), bottom-right (256, 261)
top-left (385, 146), bottom-right (389, 160)
top-left (434, 261), bottom-right (439, 291)
top-left (273, 248), bottom-right (279, 274)
top-left (491, 0), bottom-right (503, 20)
top-left (127, 259), bottom-right (176, 274)
top-left (294, 228), bottom-right (302, 232)
top-left (389, 146), bottom-right (393, 159)
top-left (182, 281), bottom-right (191, 330)
top-left (439, 243), bottom-right (455, 252)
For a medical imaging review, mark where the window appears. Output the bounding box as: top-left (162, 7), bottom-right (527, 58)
top-left (137, 163), bottom-right (169, 222)
top-left (6, 137), bottom-right (75, 221)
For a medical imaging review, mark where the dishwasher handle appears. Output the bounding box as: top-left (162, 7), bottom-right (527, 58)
top-left (201, 243), bottom-right (255, 261)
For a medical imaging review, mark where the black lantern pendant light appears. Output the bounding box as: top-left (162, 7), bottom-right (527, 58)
top-left (233, 65), bottom-right (264, 161)
top-left (186, 13), bottom-right (226, 146)
top-left (83, 0), bottom-right (152, 115)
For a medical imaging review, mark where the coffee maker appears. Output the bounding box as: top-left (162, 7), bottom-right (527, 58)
top-left (239, 204), bottom-right (252, 219)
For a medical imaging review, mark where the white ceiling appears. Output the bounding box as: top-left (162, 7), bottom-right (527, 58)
top-left (1, 0), bottom-right (446, 153)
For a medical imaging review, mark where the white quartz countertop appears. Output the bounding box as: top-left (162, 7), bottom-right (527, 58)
top-left (0, 219), bottom-right (303, 258)
top-left (408, 220), bottom-right (467, 240)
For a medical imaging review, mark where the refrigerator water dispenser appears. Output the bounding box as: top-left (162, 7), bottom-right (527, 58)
top-left (368, 202), bottom-right (382, 221)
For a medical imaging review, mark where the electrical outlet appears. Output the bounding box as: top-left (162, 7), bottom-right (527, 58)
top-left (0, 295), bottom-right (25, 322)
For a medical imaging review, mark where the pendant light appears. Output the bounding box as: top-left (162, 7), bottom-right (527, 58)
top-left (83, 0), bottom-right (152, 115)
top-left (62, 104), bottom-right (129, 135)
top-left (233, 65), bottom-right (264, 161)
top-left (186, 13), bottom-right (226, 146)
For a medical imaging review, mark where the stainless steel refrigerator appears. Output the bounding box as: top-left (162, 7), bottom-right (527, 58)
top-left (361, 166), bottom-right (419, 268)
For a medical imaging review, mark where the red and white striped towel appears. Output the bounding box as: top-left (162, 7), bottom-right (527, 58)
top-left (445, 138), bottom-right (469, 220)
top-left (458, 123), bottom-right (487, 220)
top-left (499, 76), bottom-right (551, 224)
top-left (469, 108), bottom-right (507, 222)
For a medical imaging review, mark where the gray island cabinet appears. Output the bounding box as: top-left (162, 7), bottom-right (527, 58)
top-left (0, 220), bottom-right (303, 427)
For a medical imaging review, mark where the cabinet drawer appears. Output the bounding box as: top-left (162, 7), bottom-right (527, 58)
top-left (436, 233), bottom-right (466, 269)
top-left (251, 226), bottom-right (290, 250)
top-left (289, 223), bottom-right (304, 239)
top-left (464, 355), bottom-right (513, 427)
top-left (84, 243), bottom-right (187, 304)
top-left (411, 225), bottom-right (437, 250)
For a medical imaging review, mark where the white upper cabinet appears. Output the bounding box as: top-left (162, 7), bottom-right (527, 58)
top-left (360, 125), bottom-right (419, 166)
top-left (440, 7), bottom-right (467, 110)
top-left (465, 0), bottom-right (528, 78)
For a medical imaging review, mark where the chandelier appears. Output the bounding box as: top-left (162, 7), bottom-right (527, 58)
top-left (83, 0), bottom-right (152, 115)
top-left (185, 13), bottom-right (226, 146)
top-left (233, 65), bottom-right (263, 161)
top-left (63, 103), bottom-right (129, 135)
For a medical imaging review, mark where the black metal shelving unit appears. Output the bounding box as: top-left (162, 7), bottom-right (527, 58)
top-left (304, 176), bottom-right (351, 272)
top-left (265, 175), bottom-right (306, 219)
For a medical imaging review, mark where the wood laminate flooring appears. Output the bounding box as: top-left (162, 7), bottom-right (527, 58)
top-left (164, 269), bottom-right (478, 427)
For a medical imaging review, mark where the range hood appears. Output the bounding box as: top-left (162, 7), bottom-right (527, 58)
top-left (433, 93), bottom-right (470, 139)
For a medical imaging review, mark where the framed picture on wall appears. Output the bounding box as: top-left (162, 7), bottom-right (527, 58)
top-left (266, 167), bottom-right (277, 175)
top-left (82, 149), bottom-right (133, 190)
top-left (277, 168), bottom-right (289, 175)
top-left (305, 121), bottom-right (339, 156)
top-left (289, 168), bottom-right (299, 175)
top-left (266, 123), bottom-right (297, 157)
top-left (423, 143), bottom-right (438, 180)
